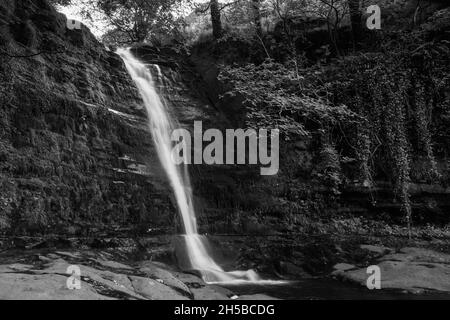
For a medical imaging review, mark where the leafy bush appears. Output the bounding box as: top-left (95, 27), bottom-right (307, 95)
top-left (219, 60), bottom-right (359, 141)
top-left (305, 14), bottom-right (450, 228)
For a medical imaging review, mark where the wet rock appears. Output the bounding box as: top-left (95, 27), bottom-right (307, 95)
top-left (173, 272), bottom-right (231, 300)
top-left (333, 247), bottom-right (450, 293)
top-left (37, 255), bottom-right (53, 263)
top-left (187, 284), bottom-right (232, 300)
top-left (93, 259), bottom-right (134, 271)
top-left (276, 261), bottom-right (311, 278)
top-left (139, 261), bottom-right (191, 296)
top-left (360, 245), bottom-right (392, 255)
top-left (55, 251), bottom-right (81, 259)
top-left (381, 247), bottom-right (450, 264)
top-left (332, 263), bottom-right (356, 272)
top-left (128, 276), bottom-right (188, 300)
top-left (0, 249), bottom-right (241, 300)
top-left (0, 263), bottom-right (33, 273)
top-left (0, 273), bottom-right (111, 300)
top-left (237, 294), bottom-right (278, 300)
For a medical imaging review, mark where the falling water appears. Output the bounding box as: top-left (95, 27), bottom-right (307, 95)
top-left (117, 48), bottom-right (260, 283)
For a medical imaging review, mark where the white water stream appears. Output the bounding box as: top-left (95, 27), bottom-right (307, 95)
top-left (117, 48), bottom-right (260, 283)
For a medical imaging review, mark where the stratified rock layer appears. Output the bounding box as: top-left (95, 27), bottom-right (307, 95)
top-left (0, 0), bottom-right (176, 236)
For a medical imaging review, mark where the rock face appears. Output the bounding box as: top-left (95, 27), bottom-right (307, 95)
top-left (0, 0), bottom-right (257, 238)
top-left (0, 0), bottom-right (449, 241)
top-left (0, 0), bottom-right (177, 236)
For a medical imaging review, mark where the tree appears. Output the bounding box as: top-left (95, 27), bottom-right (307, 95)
top-left (348, 0), bottom-right (361, 44)
top-left (269, 0), bottom-right (347, 56)
top-left (194, 0), bottom-right (272, 40)
top-left (269, 0), bottom-right (304, 78)
top-left (79, 0), bottom-right (184, 44)
top-left (210, 0), bottom-right (223, 39)
top-left (251, 0), bottom-right (263, 37)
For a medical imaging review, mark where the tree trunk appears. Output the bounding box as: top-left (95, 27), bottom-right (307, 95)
top-left (210, 0), bottom-right (223, 39)
top-left (348, 0), bottom-right (361, 43)
top-left (251, 0), bottom-right (263, 37)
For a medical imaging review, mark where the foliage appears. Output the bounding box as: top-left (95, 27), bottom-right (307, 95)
top-left (304, 20), bottom-right (450, 226)
top-left (219, 59), bottom-right (359, 140)
top-left (218, 8), bottom-right (450, 228)
top-left (77, 0), bottom-right (186, 44)
top-left (315, 143), bottom-right (342, 195)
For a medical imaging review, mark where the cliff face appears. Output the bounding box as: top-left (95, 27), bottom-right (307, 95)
top-left (0, 0), bottom-right (448, 240)
top-left (0, 0), bottom-right (178, 236)
top-left (187, 5), bottom-right (450, 230)
top-left (0, 0), bottom-right (258, 238)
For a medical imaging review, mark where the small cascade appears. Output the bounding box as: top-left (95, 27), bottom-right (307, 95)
top-left (117, 48), bottom-right (260, 283)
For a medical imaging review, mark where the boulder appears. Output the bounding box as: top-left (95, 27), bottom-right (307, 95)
top-left (333, 247), bottom-right (450, 294)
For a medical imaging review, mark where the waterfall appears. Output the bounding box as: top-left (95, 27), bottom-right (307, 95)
top-left (117, 48), bottom-right (260, 284)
